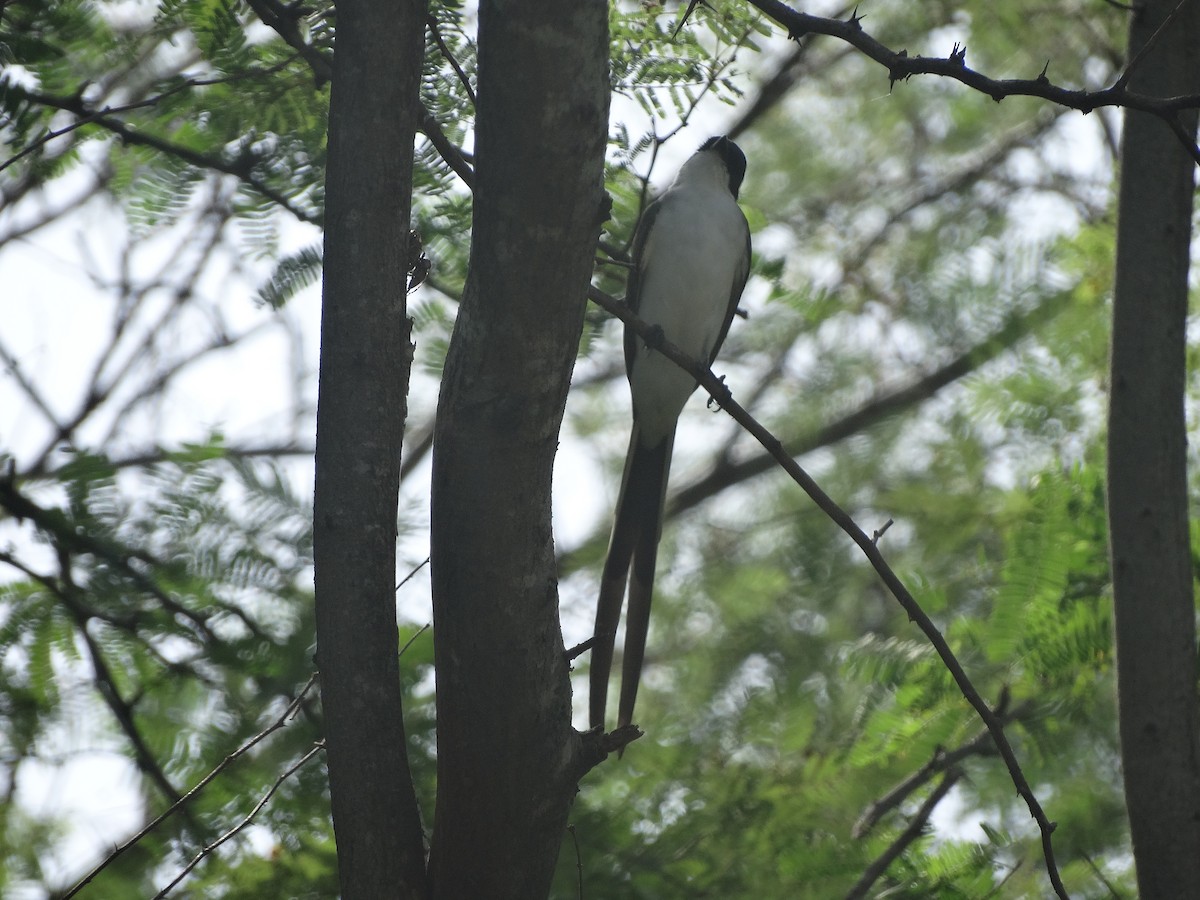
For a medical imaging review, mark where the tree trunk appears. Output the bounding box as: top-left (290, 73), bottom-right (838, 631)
top-left (1108, 1), bottom-right (1200, 895)
top-left (312, 0), bottom-right (429, 897)
top-left (426, 0), bottom-right (610, 895)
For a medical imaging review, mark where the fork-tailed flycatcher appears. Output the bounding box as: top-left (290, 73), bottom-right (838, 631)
top-left (590, 136), bottom-right (752, 732)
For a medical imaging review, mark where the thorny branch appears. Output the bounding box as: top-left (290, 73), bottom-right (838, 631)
top-left (587, 284), bottom-right (1070, 900)
top-left (0, 61), bottom-right (297, 176)
top-left (742, 0), bottom-right (1200, 165)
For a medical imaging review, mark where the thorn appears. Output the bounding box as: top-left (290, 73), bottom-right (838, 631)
top-left (706, 374), bottom-right (729, 411)
top-left (950, 42), bottom-right (967, 66)
top-left (1037, 60), bottom-right (1050, 84)
top-left (670, 0), bottom-right (711, 40)
top-left (871, 518), bottom-right (894, 545)
top-left (889, 50), bottom-right (910, 88)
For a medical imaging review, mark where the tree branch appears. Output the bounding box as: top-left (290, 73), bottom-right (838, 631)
top-left (427, 14), bottom-right (477, 106)
top-left (853, 698), bottom-right (1020, 838)
top-left (668, 288), bottom-right (1072, 518)
top-left (0, 477), bottom-right (218, 644)
top-left (153, 740), bottom-right (325, 899)
top-left (61, 673), bottom-right (320, 899)
top-left (4, 84), bottom-right (321, 223)
top-left (243, 0), bottom-right (333, 84)
top-left (587, 284), bottom-right (1068, 899)
top-left (53, 553), bottom-right (186, 808)
top-left (742, 0), bottom-right (1200, 163)
top-left (845, 770), bottom-right (962, 900)
top-left (242, 0), bottom-right (477, 196)
top-left (419, 105), bottom-right (476, 190)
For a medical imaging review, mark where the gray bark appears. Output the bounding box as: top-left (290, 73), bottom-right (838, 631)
top-left (313, 0), bottom-right (429, 896)
top-left (427, 0), bottom-right (610, 896)
top-left (1109, 1), bottom-right (1200, 895)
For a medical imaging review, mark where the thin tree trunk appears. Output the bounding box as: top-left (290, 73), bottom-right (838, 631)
top-left (426, 0), bottom-right (609, 895)
top-left (1109, 1), bottom-right (1200, 895)
top-left (313, 0), bottom-right (428, 897)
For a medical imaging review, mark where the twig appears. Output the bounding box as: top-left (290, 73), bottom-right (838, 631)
top-left (587, 284), bottom-right (1069, 899)
top-left (5, 84), bottom-right (320, 223)
top-left (427, 15), bottom-right (477, 105)
top-left (0, 478), bottom-right (218, 644)
top-left (983, 860), bottom-right (1026, 898)
top-left (565, 635), bottom-right (600, 662)
top-left (844, 771), bottom-right (962, 900)
top-left (153, 740), bottom-right (326, 898)
top-left (870, 518), bottom-right (894, 545)
top-left (399, 623), bottom-right (431, 658)
top-left (1110, 0), bottom-right (1194, 92)
top-left (0, 63), bottom-right (297, 177)
top-left (567, 824), bottom-right (585, 899)
top-left (853, 702), bottom-right (1015, 838)
top-left (0, 335), bottom-right (64, 431)
top-left (34, 442), bottom-right (314, 480)
top-left (65, 592), bottom-right (186, 808)
top-left (396, 557), bottom-right (431, 591)
top-left (1082, 850), bottom-right (1128, 899)
top-left (61, 673), bottom-right (320, 899)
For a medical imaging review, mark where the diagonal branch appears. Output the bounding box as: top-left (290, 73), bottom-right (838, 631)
top-left (243, 0), bottom-right (333, 84)
top-left (53, 552), bottom-right (186, 808)
top-left (0, 477), bottom-right (218, 644)
top-left (1110, 0), bottom-right (1194, 92)
top-left (4, 84), bottom-right (321, 223)
top-left (668, 288), bottom-right (1072, 518)
top-left (845, 770), bottom-right (963, 900)
top-left (427, 14), bottom-right (477, 106)
top-left (853, 696), bottom-right (1021, 839)
top-left (0, 63), bottom-right (298, 177)
top-left (242, 0), bottom-right (476, 191)
top-left (153, 741), bottom-right (325, 898)
top-left (62, 673), bottom-right (320, 900)
top-left (587, 284), bottom-right (1069, 899)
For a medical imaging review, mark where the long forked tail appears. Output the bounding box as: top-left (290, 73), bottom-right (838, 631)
top-left (590, 423), bottom-right (675, 731)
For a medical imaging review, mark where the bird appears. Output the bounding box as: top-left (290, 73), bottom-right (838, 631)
top-left (590, 135), bottom-right (752, 733)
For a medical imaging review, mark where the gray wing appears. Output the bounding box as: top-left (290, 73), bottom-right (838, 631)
top-left (709, 214), bottom-right (751, 364)
top-left (623, 197), bottom-right (666, 377)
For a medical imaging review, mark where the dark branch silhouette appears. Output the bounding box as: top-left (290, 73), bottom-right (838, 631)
top-left (845, 770), bottom-right (963, 900)
top-left (61, 673), bottom-right (320, 899)
top-left (743, 0), bottom-right (1200, 163)
top-left (4, 84), bottom-right (323, 223)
